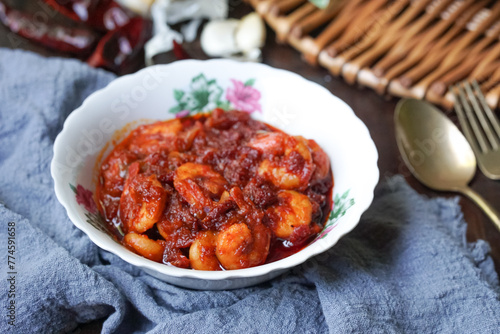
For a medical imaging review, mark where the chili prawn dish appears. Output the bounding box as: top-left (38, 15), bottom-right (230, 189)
top-left (52, 60), bottom-right (379, 289)
top-left (97, 109), bottom-right (333, 270)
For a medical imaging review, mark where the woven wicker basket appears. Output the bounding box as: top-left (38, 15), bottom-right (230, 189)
top-left (248, 0), bottom-right (500, 110)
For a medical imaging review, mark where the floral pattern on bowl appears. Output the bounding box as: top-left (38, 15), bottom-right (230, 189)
top-left (168, 73), bottom-right (261, 117)
top-left (70, 184), bottom-right (123, 237)
top-left (314, 190), bottom-right (355, 242)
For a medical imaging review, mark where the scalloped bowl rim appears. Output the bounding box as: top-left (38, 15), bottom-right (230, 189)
top-left (51, 59), bottom-right (379, 282)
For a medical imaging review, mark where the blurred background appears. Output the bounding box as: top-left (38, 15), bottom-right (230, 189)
top-left (0, 0), bottom-right (260, 74)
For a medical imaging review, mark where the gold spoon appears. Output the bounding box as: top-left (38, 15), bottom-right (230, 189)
top-left (394, 98), bottom-right (500, 231)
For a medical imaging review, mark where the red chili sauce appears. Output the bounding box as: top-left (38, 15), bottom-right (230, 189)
top-left (96, 109), bottom-right (333, 270)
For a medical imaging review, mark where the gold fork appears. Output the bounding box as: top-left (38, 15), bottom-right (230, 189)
top-left (452, 80), bottom-right (500, 180)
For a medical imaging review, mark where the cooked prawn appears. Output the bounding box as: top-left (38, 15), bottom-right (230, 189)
top-left (248, 132), bottom-right (314, 190)
top-left (189, 231), bottom-right (221, 271)
top-left (173, 162), bottom-right (228, 218)
top-left (120, 162), bottom-right (168, 233)
top-left (267, 190), bottom-right (313, 240)
top-left (175, 162), bottom-right (227, 197)
top-left (139, 119), bottom-right (183, 136)
top-left (308, 139), bottom-right (330, 182)
top-left (128, 119), bottom-right (183, 155)
top-left (124, 232), bottom-right (165, 262)
top-left (213, 187), bottom-right (271, 270)
top-left (100, 150), bottom-right (137, 197)
top-left (247, 132), bottom-right (286, 156)
top-left (216, 221), bottom-right (270, 270)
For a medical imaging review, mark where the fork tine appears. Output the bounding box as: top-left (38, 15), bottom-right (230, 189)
top-left (452, 89), bottom-right (475, 152)
top-left (453, 86), bottom-right (482, 154)
top-left (454, 84), bottom-right (489, 153)
top-left (464, 81), bottom-right (499, 151)
top-left (471, 80), bottom-right (500, 140)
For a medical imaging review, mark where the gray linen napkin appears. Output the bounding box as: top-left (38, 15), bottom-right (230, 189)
top-left (0, 48), bottom-right (499, 333)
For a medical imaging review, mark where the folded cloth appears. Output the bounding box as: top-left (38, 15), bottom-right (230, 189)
top-left (0, 48), bottom-right (499, 333)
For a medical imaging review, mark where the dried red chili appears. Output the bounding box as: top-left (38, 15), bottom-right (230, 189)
top-left (0, 1), bottom-right (157, 73)
top-left (0, 2), bottom-right (98, 55)
top-left (87, 17), bottom-right (152, 72)
top-left (42, 0), bottom-right (130, 31)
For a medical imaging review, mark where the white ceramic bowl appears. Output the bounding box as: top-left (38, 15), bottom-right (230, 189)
top-left (51, 60), bottom-right (379, 290)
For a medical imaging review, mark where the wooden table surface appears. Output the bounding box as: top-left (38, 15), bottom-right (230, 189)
top-left (1, 1), bottom-right (499, 332)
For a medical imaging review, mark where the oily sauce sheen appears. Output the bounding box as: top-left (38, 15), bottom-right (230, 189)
top-left (96, 109), bottom-right (333, 270)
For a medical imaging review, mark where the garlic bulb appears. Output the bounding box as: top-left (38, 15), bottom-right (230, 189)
top-left (200, 19), bottom-right (241, 57)
top-left (200, 12), bottom-right (266, 61)
top-left (235, 13), bottom-right (266, 53)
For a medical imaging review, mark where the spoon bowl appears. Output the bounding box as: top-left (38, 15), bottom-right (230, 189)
top-left (395, 98), bottom-right (476, 191)
top-left (395, 98), bottom-right (500, 230)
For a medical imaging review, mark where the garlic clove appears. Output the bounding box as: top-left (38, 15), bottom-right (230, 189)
top-left (200, 19), bottom-right (241, 57)
top-left (235, 12), bottom-right (266, 53)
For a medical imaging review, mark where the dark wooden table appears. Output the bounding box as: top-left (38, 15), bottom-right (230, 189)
top-left (1, 1), bottom-right (499, 332)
